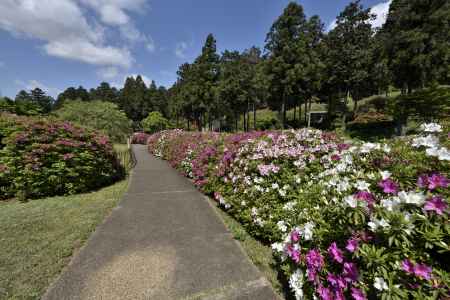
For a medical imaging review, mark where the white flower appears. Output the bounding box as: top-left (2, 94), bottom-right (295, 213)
top-left (368, 218), bottom-right (390, 231)
top-left (379, 170), bottom-right (392, 180)
top-left (241, 200), bottom-right (247, 206)
top-left (283, 201), bottom-right (295, 211)
top-left (272, 183), bottom-right (280, 189)
top-left (383, 144), bottom-right (391, 153)
top-left (355, 180), bottom-right (370, 191)
top-left (374, 277), bottom-right (389, 291)
top-left (437, 147), bottom-right (450, 161)
top-left (277, 220), bottom-right (288, 232)
top-left (398, 191), bottom-right (426, 206)
top-left (255, 217), bottom-right (265, 227)
top-left (251, 207), bottom-right (258, 217)
top-left (301, 222), bottom-right (315, 241)
top-left (289, 269), bottom-right (305, 300)
top-left (420, 123), bottom-right (442, 133)
top-left (271, 242), bottom-right (284, 253)
top-left (279, 189), bottom-right (287, 197)
top-left (360, 142), bottom-right (380, 153)
top-left (380, 197), bottom-right (401, 211)
top-left (344, 195), bottom-right (358, 208)
top-left (412, 135), bottom-right (440, 148)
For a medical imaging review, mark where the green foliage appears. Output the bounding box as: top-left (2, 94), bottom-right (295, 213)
top-left (142, 111), bottom-right (170, 133)
top-left (54, 100), bottom-right (132, 143)
top-left (0, 113), bottom-right (124, 200)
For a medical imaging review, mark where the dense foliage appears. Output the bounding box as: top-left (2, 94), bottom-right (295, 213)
top-left (142, 111), bottom-right (170, 134)
top-left (148, 125), bottom-right (449, 299)
top-left (0, 113), bottom-right (124, 200)
top-left (54, 100), bottom-right (132, 143)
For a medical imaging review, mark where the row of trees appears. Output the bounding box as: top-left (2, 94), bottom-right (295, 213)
top-left (167, 0), bottom-right (450, 131)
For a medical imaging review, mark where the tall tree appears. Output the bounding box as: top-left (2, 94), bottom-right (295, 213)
top-left (30, 88), bottom-right (53, 113)
top-left (324, 0), bottom-right (374, 128)
top-left (90, 82), bottom-right (119, 103)
top-left (381, 0), bottom-right (450, 91)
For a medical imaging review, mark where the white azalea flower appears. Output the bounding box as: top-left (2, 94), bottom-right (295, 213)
top-left (368, 218), bottom-right (390, 231)
top-left (379, 170), bottom-right (391, 180)
top-left (412, 135), bottom-right (440, 148)
top-left (374, 277), bottom-right (389, 291)
top-left (355, 180), bottom-right (370, 191)
top-left (380, 197), bottom-right (401, 211)
top-left (271, 242), bottom-right (284, 253)
top-left (437, 147), bottom-right (450, 161)
top-left (302, 222), bottom-right (315, 241)
top-left (283, 201), bottom-right (295, 211)
top-left (277, 221), bottom-right (288, 232)
top-left (344, 195), bottom-right (358, 208)
top-left (272, 183), bottom-right (280, 189)
top-left (420, 123), bottom-right (442, 133)
top-left (289, 269), bottom-right (305, 300)
top-left (398, 191), bottom-right (426, 206)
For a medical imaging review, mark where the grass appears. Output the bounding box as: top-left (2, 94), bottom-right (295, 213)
top-left (0, 145), bottom-right (131, 300)
top-left (208, 198), bottom-right (292, 300)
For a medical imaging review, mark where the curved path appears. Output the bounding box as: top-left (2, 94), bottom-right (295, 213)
top-left (44, 145), bottom-right (278, 300)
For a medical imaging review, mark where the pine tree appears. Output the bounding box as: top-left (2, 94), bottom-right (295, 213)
top-left (30, 88), bottom-right (53, 113)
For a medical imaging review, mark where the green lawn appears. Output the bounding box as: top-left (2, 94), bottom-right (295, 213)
top-left (0, 145), bottom-right (131, 300)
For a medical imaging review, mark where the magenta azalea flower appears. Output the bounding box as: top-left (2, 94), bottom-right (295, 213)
top-left (378, 179), bottom-right (399, 194)
top-left (401, 259), bottom-right (414, 274)
top-left (334, 289), bottom-right (345, 300)
top-left (306, 249), bottom-right (324, 270)
top-left (346, 238), bottom-right (359, 253)
top-left (413, 263), bottom-right (432, 280)
top-left (318, 285), bottom-right (333, 300)
top-left (417, 174), bottom-right (429, 188)
top-left (291, 230), bottom-right (300, 242)
top-left (428, 173), bottom-right (449, 190)
top-left (327, 274), bottom-right (347, 289)
top-left (424, 196), bottom-right (448, 215)
top-left (328, 242), bottom-right (344, 263)
top-left (351, 287), bottom-right (367, 300)
top-left (355, 191), bottom-right (377, 207)
top-left (343, 262), bottom-right (359, 282)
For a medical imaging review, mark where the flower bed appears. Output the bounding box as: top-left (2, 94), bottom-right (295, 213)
top-left (0, 113), bottom-right (124, 200)
top-left (148, 124), bottom-right (449, 300)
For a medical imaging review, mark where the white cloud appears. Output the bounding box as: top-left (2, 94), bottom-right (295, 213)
top-left (15, 79), bottom-right (60, 97)
top-left (370, 0), bottom-right (392, 28)
top-left (175, 42), bottom-right (188, 59)
top-left (327, 0), bottom-right (392, 32)
top-left (146, 36), bottom-right (156, 53)
top-left (0, 0), bottom-right (136, 68)
top-left (97, 66), bottom-right (119, 79)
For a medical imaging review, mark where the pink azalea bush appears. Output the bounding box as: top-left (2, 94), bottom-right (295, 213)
top-left (0, 113), bottom-right (124, 200)
top-left (148, 124), bottom-right (449, 299)
top-left (131, 132), bottom-right (151, 144)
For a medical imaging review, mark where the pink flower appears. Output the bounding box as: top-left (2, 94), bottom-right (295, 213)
top-left (401, 259), bottom-right (414, 274)
top-left (413, 263), bottom-right (432, 280)
top-left (291, 230), bottom-right (300, 242)
top-left (328, 242), bottom-right (344, 263)
top-left (306, 249), bottom-right (324, 274)
top-left (378, 179), bottom-right (399, 194)
top-left (327, 274), bottom-right (347, 289)
top-left (343, 262), bottom-right (359, 282)
top-left (417, 174), bottom-right (429, 188)
top-left (351, 287), bottom-right (367, 300)
top-left (424, 196), bottom-right (448, 215)
top-left (346, 238), bottom-right (359, 253)
top-left (354, 191), bottom-right (375, 206)
top-left (318, 285), bottom-right (333, 300)
top-left (428, 173), bottom-right (449, 190)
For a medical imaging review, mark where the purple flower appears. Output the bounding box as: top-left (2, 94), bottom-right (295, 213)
top-left (351, 287), bottom-right (367, 300)
top-left (328, 242), bottom-right (344, 263)
top-left (417, 174), bottom-right (429, 188)
top-left (346, 238), bottom-right (359, 253)
top-left (327, 274), bottom-right (347, 289)
top-left (354, 191), bottom-right (376, 206)
top-left (335, 289), bottom-right (345, 300)
top-left (286, 245), bottom-right (301, 264)
top-left (318, 285), bottom-right (333, 300)
top-left (401, 259), bottom-right (414, 274)
top-left (424, 196), bottom-right (448, 215)
top-left (306, 249), bottom-right (324, 270)
top-left (378, 179), bottom-right (399, 194)
top-left (413, 263), bottom-right (432, 280)
top-left (428, 173), bottom-right (449, 190)
top-left (343, 262), bottom-right (359, 282)
top-left (290, 230), bottom-right (300, 242)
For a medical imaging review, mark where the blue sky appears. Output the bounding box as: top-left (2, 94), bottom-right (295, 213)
top-left (0, 0), bottom-right (391, 98)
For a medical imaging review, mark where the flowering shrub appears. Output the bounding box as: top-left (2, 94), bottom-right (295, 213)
top-left (0, 113), bottom-right (124, 200)
top-left (148, 124), bottom-right (449, 300)
top-left (131, 132), bottom-right (151, 144)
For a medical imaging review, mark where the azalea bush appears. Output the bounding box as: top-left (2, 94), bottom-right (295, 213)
top-left (131, 132), bottom-right (151, 144)
top-left (148, 124), bottom-right (449, 300)
top-left (0, 113), bottom-right (124, 200)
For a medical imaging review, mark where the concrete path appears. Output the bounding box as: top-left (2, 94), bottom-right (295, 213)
top-left (44, 145), bottom-right (278, 300)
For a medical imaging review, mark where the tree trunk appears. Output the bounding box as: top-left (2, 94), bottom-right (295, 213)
top-left (281, 93), bottom-right (286, 129)
top-left (304, 100), bottom-right (307, 125)
top-left (243, 111), bottom-right (246, 132)
top-left (353, 99), bottom-right (358, 113)
top-left (299, 102), bottom-right (302, 125)
top-left (253, 101), bottom-right (256, 131)
top-left (187, 119), bottom-right (190, 131)
top-left (293, 105), bottom-right (296, 126)
top-left (235, 112), bottom-right (238, 132)
top-left (342, 90), bottom-right (350, 131)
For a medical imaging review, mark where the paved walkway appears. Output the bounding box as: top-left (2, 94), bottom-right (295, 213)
top-left (44, 145), bottom-right (278, 300)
